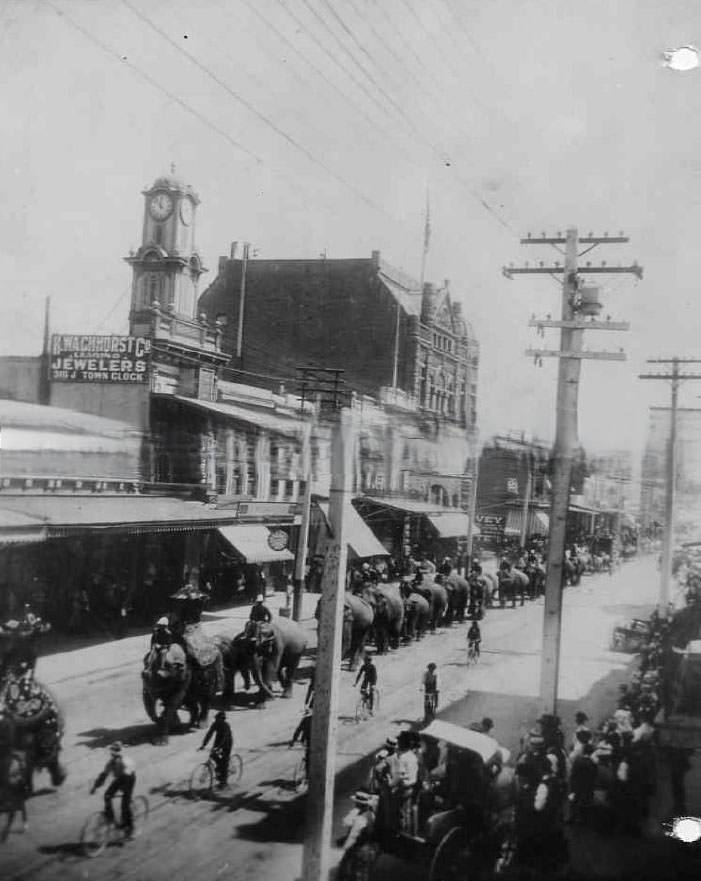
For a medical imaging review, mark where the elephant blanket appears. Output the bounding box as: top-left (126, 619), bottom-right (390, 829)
top-left (0, 671), bottom-right (63, 766)
top-left (182, 624), bottom-right (219, 667)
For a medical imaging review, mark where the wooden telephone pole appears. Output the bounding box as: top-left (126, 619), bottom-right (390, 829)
top-left (504, 229), bottom-right (641, 714)
top-left (639, 359), bottom-right (701, 615)
top-left (300, 407), bottom-right (355, 881)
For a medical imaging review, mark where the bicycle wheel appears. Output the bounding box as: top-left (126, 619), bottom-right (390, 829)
top-left (355, 698), bottom-right (368, 723)
top-left (189, 762), bottom-right (214, 800)
top-left (373, 690), bottom-right (380, 713)
top-left (293, 756), bottom-right (308, 791)
top-left (228, 753), bottom-right (243, 785)
top-left (130, 796), bottom-right (149, 839)
top-left (80, 811), bottom-right (110, 858)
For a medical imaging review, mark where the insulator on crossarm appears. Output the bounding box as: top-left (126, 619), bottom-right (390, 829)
top-left (538, 357), bottom-right (543, 368)
top-left (541, 231), bottom-right (546, 237)
top-left (546, 313), bottom-right (552, 320)
top-left (527, 232), bottom-right (532, 238)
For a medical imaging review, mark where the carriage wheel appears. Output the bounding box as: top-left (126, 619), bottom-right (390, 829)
top-left (428, 826), bottom-right (471, 881)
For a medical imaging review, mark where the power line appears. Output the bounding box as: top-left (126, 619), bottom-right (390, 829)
top-left (121, 0), bottom-right (406, 223)
top-left (46, 1), bottom-right (263, 166)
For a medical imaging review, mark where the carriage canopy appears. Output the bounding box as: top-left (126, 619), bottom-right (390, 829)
top-left (421, 720), bottom-right (505, 764)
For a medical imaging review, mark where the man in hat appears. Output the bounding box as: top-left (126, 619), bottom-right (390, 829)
top-left (422, 663), bottom-right (439, 721)
top-left (199, 711), bottom-right (233, 787)
top-left (368, 736), bottom-right (399, 795)
top-left (249, 594), bottom-right (272, 624)
top-left (338, 790), bottom-right (379, 881)
top-left (91, 742), bottom-right (136, 838)
top-left (150, 616), bottom-right (172, 648)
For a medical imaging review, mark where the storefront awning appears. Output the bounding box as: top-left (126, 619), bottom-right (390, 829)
top-left (317, 502), bottom-right (389, 559)
top-left (0, 495), bottom-right (242, 536)
top-left (426, 512), bottom-right (472, 539)
top-left (217, 524), bottom-right (294, 564)
top-left (533, 511), bottom-right (549, 533)
top-left (504, 509), bottom-right (523, 536)
top-left (0, 509), bottom-right (47, 545)
top-left (167, 395), bottom-right (306, 439)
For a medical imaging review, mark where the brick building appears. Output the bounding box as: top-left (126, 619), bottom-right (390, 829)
top-left (198, 251), bottom-right (480, 434)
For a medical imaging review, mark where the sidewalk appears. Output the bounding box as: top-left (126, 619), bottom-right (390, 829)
top-left (34, 589), bottom-right (320, 687)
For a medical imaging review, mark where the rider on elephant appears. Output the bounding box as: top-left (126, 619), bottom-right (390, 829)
top-left (167, 587), bottom-right (223, 694)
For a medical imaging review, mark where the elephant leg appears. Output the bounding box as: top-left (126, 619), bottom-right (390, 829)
top-left (48, 758), bottom-right (67, 787)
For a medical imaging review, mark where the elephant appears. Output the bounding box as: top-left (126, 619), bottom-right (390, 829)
top-left (236, 618), bottom-right (308, 702)
top-left (211, 632), bottom-right (252, 700)
top-left (497, 567), bottom-right (529, 608)
top-left (401, 589), bottom-right (430, 641)
top-left (482, 571), bottom-right (499, 608)
top-left (142, 642), bottom-right (195, 743)
top-left (358, 584), bottom-right (404, 654)
top-left (411, 578), bottom-right (448, 632)
top-left (0, 670), bottom-right (66, 792)
top-left (444, 573), bottom-right (470, 624)
top-left (316, 593), bottom-right (374, 671)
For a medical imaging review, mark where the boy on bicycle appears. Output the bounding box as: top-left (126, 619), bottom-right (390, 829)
top-left (354, 654), bottom-right (378, 714)
top-left (199, 711), bottom-right (233, 787)
top-left (91, 742), bottom-right (136, 838)
top-left (467, 621), bottom-right (482, 660)
top-left (422, 662), bottom-right (439, 720)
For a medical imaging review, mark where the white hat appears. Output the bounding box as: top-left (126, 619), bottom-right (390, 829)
top-left (255, 594), bottom-right (264, 603)
top-left (156, 617), bottom-right (169, 627)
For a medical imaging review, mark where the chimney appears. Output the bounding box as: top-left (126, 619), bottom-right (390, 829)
top-left (230, 241), bottom-right (239, 260)
top-left (371, 250), bottom-right (381, 269)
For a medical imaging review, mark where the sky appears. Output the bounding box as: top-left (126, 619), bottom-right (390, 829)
top-left (2, 0), bottom-right (701, 460)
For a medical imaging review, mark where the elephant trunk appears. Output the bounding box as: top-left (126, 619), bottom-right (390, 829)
top-left (251, 657), bottom-right (276, 700)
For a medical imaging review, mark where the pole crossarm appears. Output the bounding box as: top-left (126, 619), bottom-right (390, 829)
top-left (527, 348), bottom-right (626, 361)
top-left (503, 265), bottom-right (642, 279)
top-left (520, 236), bottom-right (630, 245)
top-left (529, 318), bottom-right (630, 331)
top-left (639, 373), bottom-right (701, 381)
top-left (646, 358), bottom-right (701, 364)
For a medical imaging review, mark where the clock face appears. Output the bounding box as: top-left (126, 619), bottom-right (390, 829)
top-left (180, 198), bottom-right (193, 226)
top-left (149, 192), bottom-right (173, 221)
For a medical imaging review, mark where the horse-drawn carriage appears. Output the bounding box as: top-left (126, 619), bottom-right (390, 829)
top-left (610, 618), bottom-right (651, 653)
top-left (371, 721), bottom-right (517, 881)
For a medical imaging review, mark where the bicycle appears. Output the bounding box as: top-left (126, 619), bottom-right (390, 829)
top-left (189, 748), bottom-right (244, 800)
top-left (355, 687), bottom-right (380, 723)
top-left (467, 642), bottom-right (480, 665)
top-left (423, 690), bottom-right (439, 722)
top-left (80, 794), bottom-right (149, 858)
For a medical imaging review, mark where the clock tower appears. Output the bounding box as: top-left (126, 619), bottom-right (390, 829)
top-left (126, 168), bottom-right (207, 336)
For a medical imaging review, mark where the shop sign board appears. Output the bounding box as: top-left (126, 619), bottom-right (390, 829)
top-left (50, 334), bottom-right (151, 383)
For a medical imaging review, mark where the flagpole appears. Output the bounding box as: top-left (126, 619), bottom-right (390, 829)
top-left (420, 189), bottom-right (430, 289)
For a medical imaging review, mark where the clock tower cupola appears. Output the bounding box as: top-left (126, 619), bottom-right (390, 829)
top-left (126, 166), bottom-right (207, 336)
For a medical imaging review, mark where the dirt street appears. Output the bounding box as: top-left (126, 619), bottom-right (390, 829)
top-left (0, 557), bottom-right (657, 881)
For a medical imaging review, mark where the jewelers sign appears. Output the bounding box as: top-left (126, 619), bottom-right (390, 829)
top-left (50, 335), bottom-right (151, 383)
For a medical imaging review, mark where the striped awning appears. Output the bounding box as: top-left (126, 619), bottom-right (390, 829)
top-left (0, 509), bottom-right (47, 545)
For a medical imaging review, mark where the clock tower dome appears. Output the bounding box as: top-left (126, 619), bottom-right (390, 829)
top-left (126, 167), bottom-right (207, 336)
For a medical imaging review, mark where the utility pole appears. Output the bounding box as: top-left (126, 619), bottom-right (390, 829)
top-left (464, 450), bottom-right (480, 574)
top-left (519, 455), bottom-right (533, 551)
top-left (504, 229), bottom-right (641, 715)
top-left (235, 242), bottom-right (250, 360)
top-left (293, 368), bottom-right (348, 622)
top-left (639, 359), bottom-right (701, 615)
top-left (301, 406), bottom-right (355, 881)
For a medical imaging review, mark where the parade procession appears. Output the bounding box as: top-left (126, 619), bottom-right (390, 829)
top-left (3, 4), bottom-right (701, 881)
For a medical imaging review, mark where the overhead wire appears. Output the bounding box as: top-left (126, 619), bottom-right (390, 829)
top-left (121, 0), bottom-right (408, 224)
top-left (289, 0), bottom-right (516, 234)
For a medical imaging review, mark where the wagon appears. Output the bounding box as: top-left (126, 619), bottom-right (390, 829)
top-left (373, 720), bottom-right (517, 881)
top-left (610, 618), bottom-right (651, 653)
